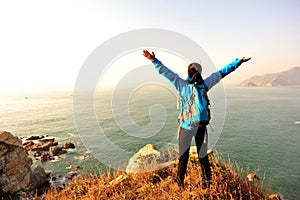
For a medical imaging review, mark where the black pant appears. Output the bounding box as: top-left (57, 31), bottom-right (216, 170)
top-left (176, 125), bottom-right (212, 186)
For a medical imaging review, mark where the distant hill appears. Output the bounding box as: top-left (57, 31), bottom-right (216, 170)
top-left (240, 67), bottom-right (300, 87)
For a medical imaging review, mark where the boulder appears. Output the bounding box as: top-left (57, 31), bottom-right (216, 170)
top-left (40, 153), bottom-right (50, 162)
top-left (0, 141), bottom-right (32, 193)
top-left (23, 141), bottom-right (34, 148)
top-left (126, 144), bottom-right (161, 173)
top-left (137, 144), bottom-right (161, 157)
top-left (33, 150), bottom-right (42, 157)
top-left (125, 144), bottom-right (213, 173)
top-left (26, 135), bottom-right (44, 140)
top-left (38, 138), bottom-right (55, 144)
top-left (49, 146), bottom-right (67, 156)
top-left (126, 144), bottom-right (177, 173)
top-left (0, 131), bottom-right (48, 194)
top-left (22, 136), bottom-right (73, 162)
top-left (24, 139), bottom-right (57, 152)
top-left (66, 171), bottom-right (78, 180)
top-left (28, 165), bottom-right (48, 190)
top-left (63, 142), bottom-right (75, 149)
top-left (0, 131), bottom-right (22, 146)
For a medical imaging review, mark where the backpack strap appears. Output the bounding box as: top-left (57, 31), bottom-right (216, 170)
top-left (203, 81), bottom-right (209, 92)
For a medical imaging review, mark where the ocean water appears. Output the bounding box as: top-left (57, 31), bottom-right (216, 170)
top-left (216, 87), bottom-right (300, 200)
top-left (0, 87), bottom-right (299, 199)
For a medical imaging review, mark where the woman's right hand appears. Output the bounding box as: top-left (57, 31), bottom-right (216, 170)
top-left (143, 50), bottom-right (155, 61)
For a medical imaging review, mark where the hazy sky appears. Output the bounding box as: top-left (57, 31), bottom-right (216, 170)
top-left (1, 0), bottom-right (299, 93)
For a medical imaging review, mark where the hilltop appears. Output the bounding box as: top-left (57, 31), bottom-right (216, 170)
top-left (42, 145), bottom-right (281, 200)
top-left (241, 67), bottom-right (300, 87)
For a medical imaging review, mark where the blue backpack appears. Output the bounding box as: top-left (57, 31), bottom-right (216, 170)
top-left (177, 85), bottom-right (211, 127)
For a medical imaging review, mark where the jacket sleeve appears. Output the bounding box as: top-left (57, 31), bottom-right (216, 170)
top-left (204, 58), bottom-right (242, 90)
top-left (152, 58), bottom-right (187, 94)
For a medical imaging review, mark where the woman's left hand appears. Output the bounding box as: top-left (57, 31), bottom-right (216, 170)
top-left (240, 57), bottom-right (251, 62)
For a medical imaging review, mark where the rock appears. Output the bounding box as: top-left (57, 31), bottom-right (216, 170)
top-left (25, 139), bottom-right (57, 152)
top-left (0, 143), bottom-right (32, 193)
top-left (0, 143), bottom-right (8, 158)
top-left (49, 174), bottom-right (66, 190)
top-left (63, 142), bottom-right (75, 149)
top-left (33, 150), bottom-right (42, 157)
top-left (46, 171), bottom-right (51, 179)
top-left (22, 136), bottom-right (71, 163)
top-left (0, 131), bottom-right (22, 146)
top-left (49, 146), bottom-right (67, 156)
top-left (23, 141), bottom-right (34, 148)
top-left (38, 138), bottom-right (55, 144)
top-left (52, 141), bottom-right (59, 147)
top-left (138, 144), bottom-right (161, 156)
top-left (40, 153), bottom-right (50, 162)
top-left (125, 144), bottom-right (215, 174)
top-left (66, 171), bottom-right (78, 180)
top-left (126, 144), bottom-right (161, 173)
top-left (0, 132), bottom-right (32, 193)
top-left (268, 194), bottom-right (281, 200)
top-left (126, 144), bottom-right (177, 173)
top-left (28, 165), bottom-right (48, 190)
top-left (247, 173), bottom-right (259, 182)
top-left (0, 131), bottom-right (48, 194)
top-left (26, 135), bottom-right (45, 140)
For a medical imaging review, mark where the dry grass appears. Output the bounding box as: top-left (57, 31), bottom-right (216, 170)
top-left (42, 153), bottom-right (272, 200)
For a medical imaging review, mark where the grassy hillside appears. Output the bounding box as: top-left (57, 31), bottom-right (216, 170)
top-left (43, 153), bottom-right (279, 200)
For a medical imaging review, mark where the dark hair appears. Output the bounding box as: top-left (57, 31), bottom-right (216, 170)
top-left (187, 64), bottom-right (203, 84)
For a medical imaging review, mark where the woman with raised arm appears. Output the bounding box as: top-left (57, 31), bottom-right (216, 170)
top-left (143, 50), bottom-right (251, 189)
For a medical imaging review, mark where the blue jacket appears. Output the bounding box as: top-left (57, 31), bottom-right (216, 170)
top-left (152, 58), bottom-right (242, 130)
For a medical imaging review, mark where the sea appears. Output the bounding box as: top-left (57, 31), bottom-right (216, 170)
top-left (0, 86), bottom-right (299, 200)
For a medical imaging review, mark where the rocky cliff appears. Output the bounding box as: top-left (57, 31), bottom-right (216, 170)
top-left (241, 67), bottom-right (300, 87)
top-left (0, 131), bottom-right (48, 197)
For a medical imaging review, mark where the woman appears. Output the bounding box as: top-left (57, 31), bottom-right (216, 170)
top-left (143, 50), bottom-right (251, 188)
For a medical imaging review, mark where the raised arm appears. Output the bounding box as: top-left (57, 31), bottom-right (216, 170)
top-left (143, 50), bottom-right (187, 93)
top-left (204, 57), bottom-right (251, 90)
top-left (143, 50), bottom-right (156, 61)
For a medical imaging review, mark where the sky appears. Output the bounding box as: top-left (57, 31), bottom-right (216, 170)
top-left (0, 0), bottom-right (300, 93)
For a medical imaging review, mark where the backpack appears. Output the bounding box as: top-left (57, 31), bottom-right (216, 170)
top-left (177, 85), bottom-right (211, 127)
